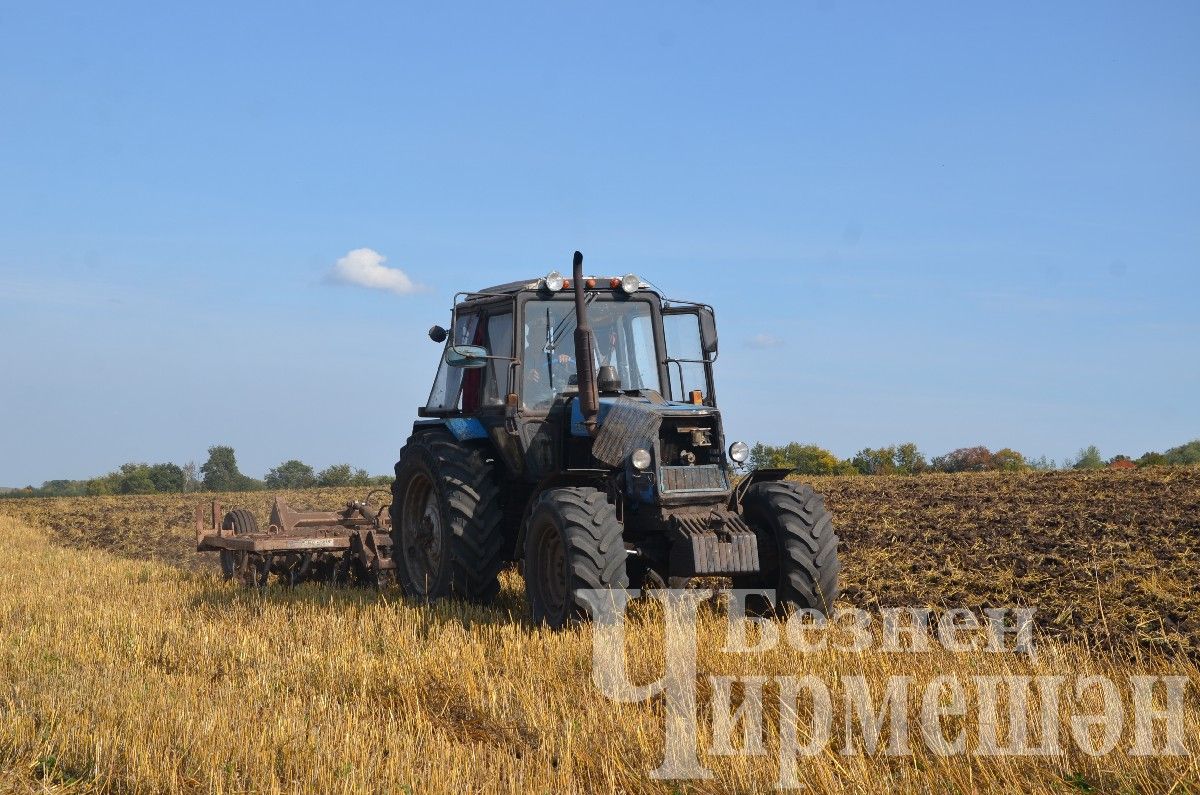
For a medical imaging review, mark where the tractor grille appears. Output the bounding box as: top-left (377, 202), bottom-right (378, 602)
top-left (661, 465), bottom-right (728, 493)
top-left (592, 398), bottom-right (662, 468)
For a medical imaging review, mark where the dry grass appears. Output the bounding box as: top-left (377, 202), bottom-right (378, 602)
top-left (1, 471), bottom-right (1198, 792)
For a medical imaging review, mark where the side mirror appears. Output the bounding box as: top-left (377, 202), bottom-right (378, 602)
top-left (429, 325), bottom-right (449, 344)
top-left (699, 307), bottom-right (718, 356)
top-left (445, 345), bottom-right (489, 369)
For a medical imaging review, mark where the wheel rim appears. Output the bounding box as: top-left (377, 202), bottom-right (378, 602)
top-left (400, 472), bottom-right (444, 595)
top-left (534, 519), bottom-right (569, 622)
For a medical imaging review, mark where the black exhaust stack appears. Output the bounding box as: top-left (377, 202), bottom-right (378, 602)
top-left (573, 251), bottom-right (601, 435)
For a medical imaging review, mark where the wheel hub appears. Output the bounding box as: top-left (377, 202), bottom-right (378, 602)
top-left (537, 522), bottom-right (569, 618)
top-left (401, 473), bottom-right (444, 594)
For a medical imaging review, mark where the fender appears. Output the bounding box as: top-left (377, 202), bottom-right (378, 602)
top-left (729, 468), bottom-right (793, 511)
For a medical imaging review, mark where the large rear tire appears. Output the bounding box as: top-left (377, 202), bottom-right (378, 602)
top-left (742, 481), bottom-right (840, 615)
top-left (525, 487), bottom-right (629, 629)
top-left (390, 430), bottom-right (505, 604)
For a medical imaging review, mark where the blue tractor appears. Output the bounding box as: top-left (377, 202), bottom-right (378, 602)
top-left (390, 253), bottom-right (840, 628)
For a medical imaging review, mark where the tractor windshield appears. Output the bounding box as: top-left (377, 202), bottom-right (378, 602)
top-left (522, 298), bottom-right (660, 409)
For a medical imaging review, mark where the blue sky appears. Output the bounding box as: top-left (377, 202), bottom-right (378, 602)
top-left (1, 1), bottom-right (1197, 485)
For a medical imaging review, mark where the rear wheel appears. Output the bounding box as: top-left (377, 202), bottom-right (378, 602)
top-left (742, 481), bottom-right (840, 615)
top-left (390, 430), bottom-right (505, 603)
top-left (525, 487), bottom-right (629, 629)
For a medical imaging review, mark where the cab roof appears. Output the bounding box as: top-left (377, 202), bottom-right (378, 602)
top-left (461, 276), bottom-right (657, 303)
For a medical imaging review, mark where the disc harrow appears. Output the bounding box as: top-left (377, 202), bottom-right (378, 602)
top-left (195, 493), bottom-right (396, 590)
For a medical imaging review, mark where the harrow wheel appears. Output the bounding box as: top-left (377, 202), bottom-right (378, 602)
top-left (220, 509), bottom-right (262, 587)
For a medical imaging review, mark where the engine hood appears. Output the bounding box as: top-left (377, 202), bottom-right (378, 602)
top-left (569, 394), bottom-right (718, 438)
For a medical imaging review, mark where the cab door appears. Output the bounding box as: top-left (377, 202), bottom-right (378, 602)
top-left (662, 306), bottom-right (718, 407)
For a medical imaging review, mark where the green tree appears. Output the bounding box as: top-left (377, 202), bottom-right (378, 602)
top-left (747, 443), bottom-right (841, 475)
top-left (200, 446), bottom-right (258, 491)
top-left (85, 474), bottom-right (119, 496)
top-left (790, 446), bottom-right (840, 476)
top-left (265, 460), bottom-right (317, 490)
top-left (834, 459), bottom-right (860, 476)
top-left (1163, 440), bottom-right (1200, 466)
top-left (932, 446), bottom-right (994, 473)
top-left (748, 443), bottom-right (787, 470)
top-left (851, 447), bottom-right (897, 475)
top-left (148, 463), bottom-right (186, 493)
top-left (39, 479), bottom-right (86, 497)
top-left (1137, 451), bottom-right (1167, 468)
top-left (116, 464), bottom-right (156, 495)
top-left (991, 448), bottom-right (1028, 472)
top-left (1071, 445), bottom-right (1104, 471)
top-left (893, 443), bottom-right (928, 475)
top-left (317, 464), bottom-right (354, 488)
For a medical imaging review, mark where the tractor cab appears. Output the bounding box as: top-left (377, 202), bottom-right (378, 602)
top-left (418, 270), bottom-right (733, 492)
top-left (421, 273), bottom-right (718, 417)
top-left (395, 253), bottom-right (840, 628)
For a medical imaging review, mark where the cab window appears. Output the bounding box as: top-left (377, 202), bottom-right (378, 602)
top-left (520, 297), bottom-right (661, 409)
top-left (482, 311), bottom-right (514, 407)
top-left (425, 312), bottom-right (480, 413)
top-left (664, 311), bottom-right (709, 403)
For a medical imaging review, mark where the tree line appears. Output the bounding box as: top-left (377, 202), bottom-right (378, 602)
top-left (748, 439), bottom-right (1200, 476)
top-left (3, 445), bottom-right (391, 498)
top-left (7, 438), bottom-right (1198, 498)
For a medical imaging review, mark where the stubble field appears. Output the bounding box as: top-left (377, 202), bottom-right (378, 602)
top-left (0, 469), bottom-right (1197, 793)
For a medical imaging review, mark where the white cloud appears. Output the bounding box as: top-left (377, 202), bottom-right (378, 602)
top-left (746, 333), bottom-right (786, 349)
top-left (327, 248), bottom-right (419, 295)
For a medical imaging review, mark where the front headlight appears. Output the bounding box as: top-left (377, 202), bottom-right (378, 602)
top-left (544, 271), bottom-right (565, 291)
top-left (729, 441), bottom-right (750, 464)
top-left (631, 448), bottom-right (653, 471)
top-left (620, 274), bottom-right (641, 294)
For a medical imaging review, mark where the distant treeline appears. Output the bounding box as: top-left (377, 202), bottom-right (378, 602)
top-left (6, 439), bottom-right (1200, 498)
top-left (749, 439), bottom-right (1200, 476)
top-left (2, 445), bottom-right (391, 498)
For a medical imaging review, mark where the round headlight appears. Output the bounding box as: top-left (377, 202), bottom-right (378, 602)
top-left (631, 448), bottom-right (653, 471)
top-left (729, 441), bottom-right (750, 464)
top-left (620, 274), bottom-right (641, 294)
top-left (544, 271), bottom-right (565, 291)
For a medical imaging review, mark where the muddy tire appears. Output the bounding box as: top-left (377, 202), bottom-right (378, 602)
top-left (220, 509), bottom-right (259, 583)
top-left (742, 481), bottom-right (840, 615)
top-left (525, 487), bottom-right (629, 629)
top-left (390, 430), bottom-right (505, 604)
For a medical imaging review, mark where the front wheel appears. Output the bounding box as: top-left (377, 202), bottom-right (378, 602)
top-left (741, 481), bottom-right (841, 615)
top-left (525, 487), bottom-right (629, 629)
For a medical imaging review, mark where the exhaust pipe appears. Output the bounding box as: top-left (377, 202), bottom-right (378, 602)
top-left (573, 251), bottom-right (601, 434)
